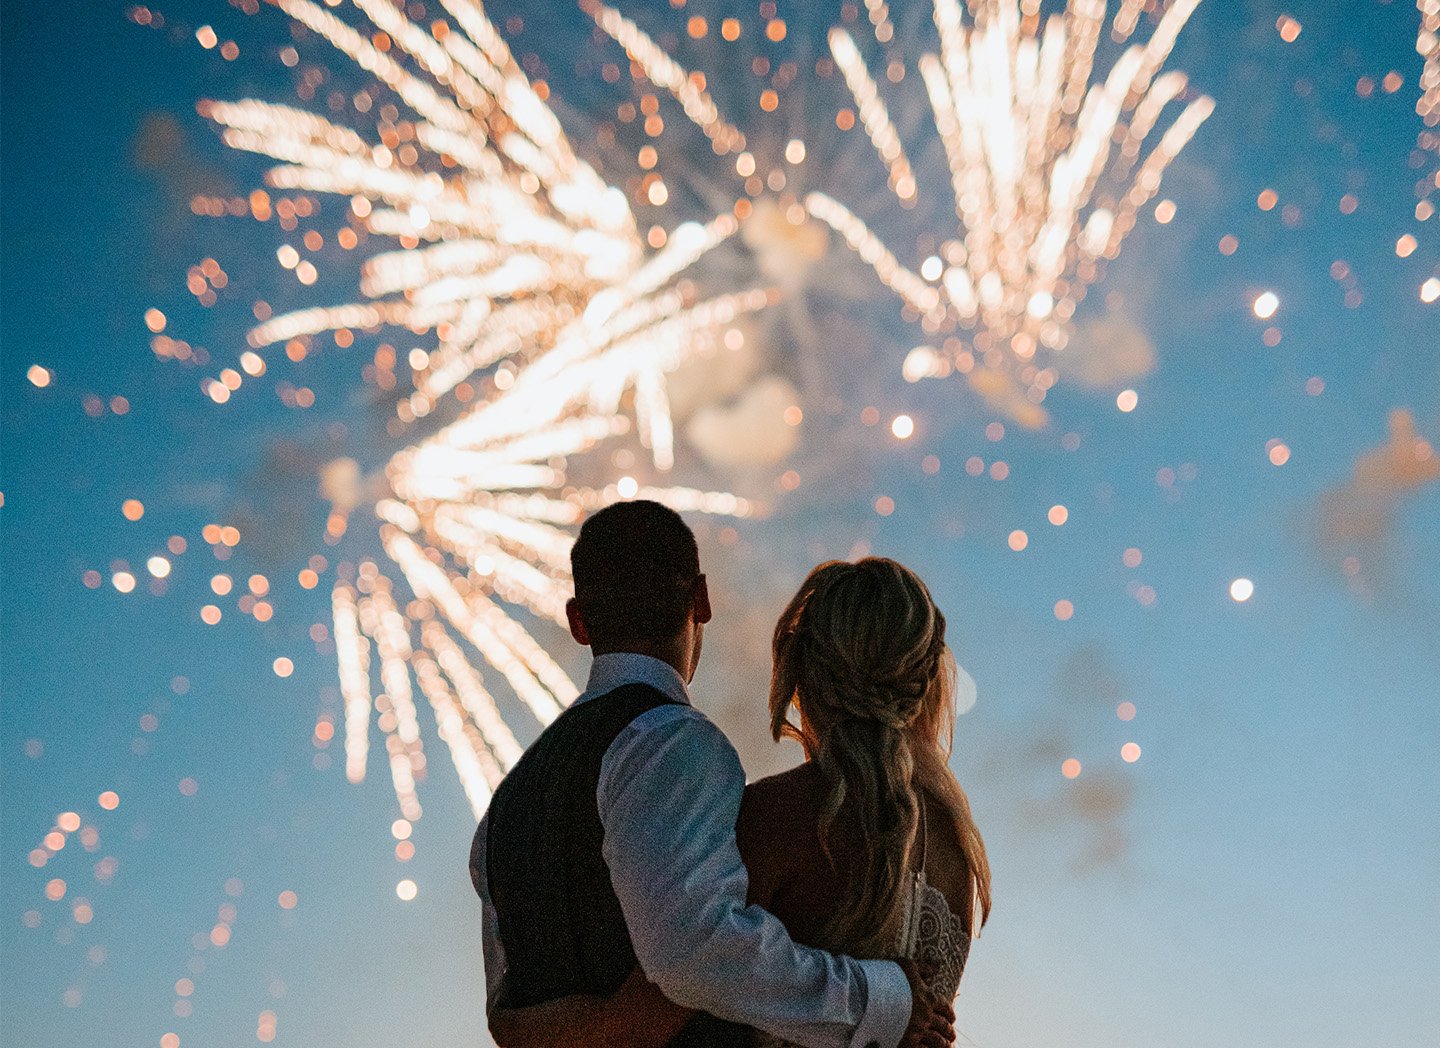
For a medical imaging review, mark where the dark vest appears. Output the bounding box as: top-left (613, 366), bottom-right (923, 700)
top-left (475, 682), bottom-right (744, 1046)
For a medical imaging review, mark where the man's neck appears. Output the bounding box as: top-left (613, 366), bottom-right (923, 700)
top-left (590, 642), bottom-right (690, 683)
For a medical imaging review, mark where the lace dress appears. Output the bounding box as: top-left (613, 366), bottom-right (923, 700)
top-left (753, 799), bottom-right (972, 1048)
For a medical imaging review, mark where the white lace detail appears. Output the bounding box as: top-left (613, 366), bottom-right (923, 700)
top-left (896, 868), bottom-right (970, 1002)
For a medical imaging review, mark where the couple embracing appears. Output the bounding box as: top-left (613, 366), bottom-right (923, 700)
top-left (471, 500), bottom-right (991, 1048)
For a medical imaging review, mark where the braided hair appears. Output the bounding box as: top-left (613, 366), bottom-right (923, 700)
top-left (769, 558), bottom-right (991, 945)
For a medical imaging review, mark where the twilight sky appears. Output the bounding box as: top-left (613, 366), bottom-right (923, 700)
top-left (3, 2), bottom-right (1438, 1048)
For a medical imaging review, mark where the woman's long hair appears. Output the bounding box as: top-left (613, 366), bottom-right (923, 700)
top-left (769, 559), bottom-right (992, 946)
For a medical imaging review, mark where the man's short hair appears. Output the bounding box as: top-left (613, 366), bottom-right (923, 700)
top-left (570, 500), bottom-right (700, 646)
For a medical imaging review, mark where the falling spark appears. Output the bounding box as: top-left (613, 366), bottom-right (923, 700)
top-left (202, 0), bottom-right (768, 823)
top-left (810, 0), bottom-right (1213, 414)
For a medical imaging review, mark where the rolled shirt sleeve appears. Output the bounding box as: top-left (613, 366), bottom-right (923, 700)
top-left (597, 704), bottom-right (913, 1048)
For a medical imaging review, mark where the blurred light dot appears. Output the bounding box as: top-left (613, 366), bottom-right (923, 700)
top-left (1053, 599), bottom-right (1074, 621)
top-left (161, 1034), bottom-right (180, 1048)
top-left (179, 777), bottom-right (199, 797)
top-left (921, 455), bottom-right (940, 475)
top-left (395, 840), bottom-right (415, 862)
top-left (1257, 189), bottom-right (1278, 211)
top-left (1268, 441), bottom-right (1291, 466)
top-left (1218, 234), bottom-right (1238, 255)
top-left (1061, 758), bottom-right (1082, 779)
top-left (58, 811), bottom-right (81, 832)
top-left (46, 878), bottom-right (67, 901)
top-left (1121, 742), bottom-right (1142, 763)
top-left (874, 496), bottom-right (895, 517)
top-left (1117, 701), bottom-right (1137, 721)
top-left (278, 890), bottom-right (298, 910)
top-left (891, 414), bottom-right (914, 439)
top-left (122, 499), bottom-right (145, 521)
top-left (1422, 278), bottom-right (1440, 304)
top-left (145, 308), bottom-right (167, 333)
top-left (392, 819), bottom-right (412, 841)
top-left (147, 556), bottom-right (171, 578)
top-left (211, 574), bottom-right (232, 595)
top-left (210, 923), bottom-right (229, 947)
top-left (1305, 376), bottom-right (1325, 396)
top-left (272, 658), bottom-right (294, 678)
top-left (112, 572), bottom-right (136, 594)
top-left (1116, 389), bottom-right (1138, 412)
top-left (1123, 547), bottom-right (1143, 568)
top-left (1230, 578), bottom-right (1255, 602)
top-left (616, 476), bottom-right (638, 499)
top-left (989, 461), bottom-right (1009, 481)
top-left (98, 791), bottom-right (119, 810)
top-left (783, 405), bottom-right (804, 426)
top-left (1253, 291), bottom-right (1279, 319)
top-left (1396, 234), bottom-right (1417, 258)
top-left (201, 605), bottom-right (222, 625)
top-left (1276, 14), bottom-right (1302, 41)
top-left (1153, 199), bottom-right (1176, 224)
top-left (1047, 505), bottom-right (1068, 526)
top-left (27, 365), bottom-right (52, 387)
top-left (396, 879), bottom-right (418, 901)
top-left (1008, 530), bottom-right (1029, 552)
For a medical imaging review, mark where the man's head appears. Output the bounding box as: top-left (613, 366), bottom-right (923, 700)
top-left (566, 500), bottom-right (711, 681)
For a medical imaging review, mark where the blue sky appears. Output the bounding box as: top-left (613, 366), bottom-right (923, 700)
top-left (3, 2), bottom-right (1438, 1047)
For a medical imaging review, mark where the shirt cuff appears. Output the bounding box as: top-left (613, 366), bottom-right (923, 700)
top-left (852, 959), bottom-right (912, 1048)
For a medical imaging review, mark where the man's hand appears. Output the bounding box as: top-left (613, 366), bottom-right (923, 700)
top-left (896, 960), bottom-right (954, 1048)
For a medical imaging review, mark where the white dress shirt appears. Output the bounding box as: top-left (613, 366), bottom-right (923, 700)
top-left (475, 651), bottom-right (912, 1048)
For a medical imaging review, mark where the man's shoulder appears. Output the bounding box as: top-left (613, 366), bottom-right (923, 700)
top-left (597, 698), bottom-right (741, 798)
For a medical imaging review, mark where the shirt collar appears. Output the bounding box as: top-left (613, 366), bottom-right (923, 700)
top-left (579, 651), bottom-right (691, 707)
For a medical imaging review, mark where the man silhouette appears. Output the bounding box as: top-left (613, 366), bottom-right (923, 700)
top-left (472, 500), bottom-right (953, 1047)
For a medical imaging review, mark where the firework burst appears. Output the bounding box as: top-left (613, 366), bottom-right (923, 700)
top-left (199, 0), bottom-right (767, 820)
top-left (808, 0), bottom-right (1213, 419)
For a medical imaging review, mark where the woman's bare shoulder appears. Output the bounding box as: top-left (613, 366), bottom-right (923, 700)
top-left (738, 765), bottom-right (823, 849)
top-left (741, 762), bottom-right (829, 828)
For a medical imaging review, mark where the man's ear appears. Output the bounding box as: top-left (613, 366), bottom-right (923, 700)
top-left (693, 574), bottom-right (713, 625)
top-left (565, 597), bottom-right (591, 646)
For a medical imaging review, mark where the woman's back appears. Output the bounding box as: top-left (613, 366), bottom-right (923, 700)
top-left (736, 762), bottom-right (972, 998)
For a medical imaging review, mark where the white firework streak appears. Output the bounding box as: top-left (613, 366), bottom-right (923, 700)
top-left (200, 0), bottom-right (770, 820)
top-left (1420, 1), bottom-right (1440, 208)
top-left (809, 0), bottom-right (1213, 403)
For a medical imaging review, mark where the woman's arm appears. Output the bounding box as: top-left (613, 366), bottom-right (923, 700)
top-left (488, 969), bottom-right (694, 1048)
